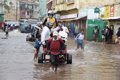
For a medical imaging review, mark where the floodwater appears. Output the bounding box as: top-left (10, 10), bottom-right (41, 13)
top-left (0, 30), bottom-right (120, 80)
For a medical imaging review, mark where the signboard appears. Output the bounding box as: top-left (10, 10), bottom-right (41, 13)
top-left (78, 8), bottom-right (87, 19)
top-left (60, 13), bottom-right (77, 19)
top-left (87, 9), bottom-right (99, 19)
top-left (110, 5), bottom-right (114, 17)
top-left (100, 7), bottom-right (105, 18)
top-left (104, 5), bottom-right (110, 18)
top-left (114, 4), bottom-right (119, 17)
top-left (94, 7), bottom-right (100, 13)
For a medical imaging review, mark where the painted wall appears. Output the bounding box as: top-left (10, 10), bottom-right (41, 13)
top-left (54, 0), bottom-right (80, 12)
top-left (4, 0), bottom-right (20, 21)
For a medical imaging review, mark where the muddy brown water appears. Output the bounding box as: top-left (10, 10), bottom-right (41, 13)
top-left (0, 30), bottom-right (120, 80)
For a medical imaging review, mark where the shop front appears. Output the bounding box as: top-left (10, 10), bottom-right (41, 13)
top-left (103, 18), bottom-right (120, 40)
top-left (101, 4), bottom-right (120, 41)
top-left (87, 8), bottom-right (106, 42)
top-left (0, 14), bottom-right (4, 29)
top-left (78, 8), bottom-right (88, 38)
top-left (59, 10), bottom-right (79, 37)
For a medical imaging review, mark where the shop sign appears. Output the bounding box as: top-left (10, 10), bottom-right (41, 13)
top-left (60, 13), bottom-right (78, 19)
top-left (104, 5), bottom-right (110, 18)
top-left (94, 7), bottom-right (100, 13)
top-left (114, 4), bottom-right (119, 17)
top-left (88, 9), bottom-right (99, 19)
top-left (110, 5), bottom-right (114, 17)
top-left (100, 7), bottom-right (105, 18)
top-left (78, 8), bottom-right (87, 19)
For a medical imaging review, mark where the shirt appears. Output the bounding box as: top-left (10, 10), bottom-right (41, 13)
top-left (76, 33), bottom-right (84, 40)
top-left (116, 30), bottom-right (120, 37)
top-left (62, 26), bottom-right (69, 34)
top-left (51, 26), bottom-right (69, 34)
top-left (59, 31), bottom-right (68, 41)
top-left (41, 26), bottom-right (51, 44)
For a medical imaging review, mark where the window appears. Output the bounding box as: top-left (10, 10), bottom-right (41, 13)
top-left (66, 0), bottom-right (74, 4)
top-left (56, 0), bottom-right (65, 5)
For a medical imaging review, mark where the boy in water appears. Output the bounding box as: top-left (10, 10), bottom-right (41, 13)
top-left (75, 30), bottom-right (85, 50)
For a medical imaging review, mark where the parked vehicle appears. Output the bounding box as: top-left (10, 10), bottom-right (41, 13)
top-left (19, 19), bottom-right (31, 33)
top-left (19, 19), bottom-right (39, 33)
top-left (5, 20), bottom-right (20, 29)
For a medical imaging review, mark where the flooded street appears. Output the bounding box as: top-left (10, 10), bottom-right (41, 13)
top-left (0, 30), bottom-right (120, 80)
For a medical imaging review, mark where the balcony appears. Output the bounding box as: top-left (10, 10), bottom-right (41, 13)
top-left (54, 4), bottom-right (66, 12)
top-left (66, 0), bottom-right (74, 5)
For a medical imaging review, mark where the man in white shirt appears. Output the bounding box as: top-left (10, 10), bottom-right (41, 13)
top-left (58, 22), bottom-right (69, 42)
top-left (41, 22), bottom-right (52, 45)
top-left (51, 22), bottom-right (69, 34)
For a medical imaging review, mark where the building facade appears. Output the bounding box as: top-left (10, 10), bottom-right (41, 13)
top-left (53, 0), bottom-right (120, 41)
top-left (19, 0), bottom-right (39, 19)
top-left (83, 0), bottom-right (120, 41)
top-left (54, 0), bottom-right (84, 38)
top-left (3, 0), bottom-right (19, 21)
top-left (0, 0), bottom-right (4, 28)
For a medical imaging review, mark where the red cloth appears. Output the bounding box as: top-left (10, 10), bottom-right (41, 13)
top-left (93, 33), bottom-right (97, 41)
top-left (48, 38), bottom-right (63, 54)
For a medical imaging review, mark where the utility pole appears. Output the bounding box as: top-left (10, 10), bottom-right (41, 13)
top-left (16, 0), bottom-right (17, 21)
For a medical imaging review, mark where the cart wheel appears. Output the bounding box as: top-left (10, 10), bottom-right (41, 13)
top-left (38, 53), bottom-right (43, 63)
top-left (67, 54), bottom-right (72, 64)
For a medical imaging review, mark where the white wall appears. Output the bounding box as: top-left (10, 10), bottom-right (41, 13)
top-left (87, 8), bottom-right (99, 19)
top-left (0, 0), bottom-right (4, 14)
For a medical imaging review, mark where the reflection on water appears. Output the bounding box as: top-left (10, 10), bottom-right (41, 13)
top-left (33, 39), bottom-right (120, 80)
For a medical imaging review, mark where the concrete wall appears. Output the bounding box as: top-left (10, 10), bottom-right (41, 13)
top-left (4, 0), bottom-right (20, 21)
top-left (54, 0), bottom-right (80, 12)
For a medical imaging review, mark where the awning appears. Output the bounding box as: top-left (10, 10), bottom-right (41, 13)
top-left (102, 17), bottom-right (120, 20)
top-left (59, 18), bottom-right (78, 21)
top-left (76, 16), bottom-right (87, 20)
top-left (59, 16), bottom-right (87, 21)
top-left (0, 13), bottom-right (4, 15)
top-left (59, 15), bottom-right (87, 21)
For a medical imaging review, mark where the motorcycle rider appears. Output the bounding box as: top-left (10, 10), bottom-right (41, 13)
top-left (43, 10), bottom-right (58, 29)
